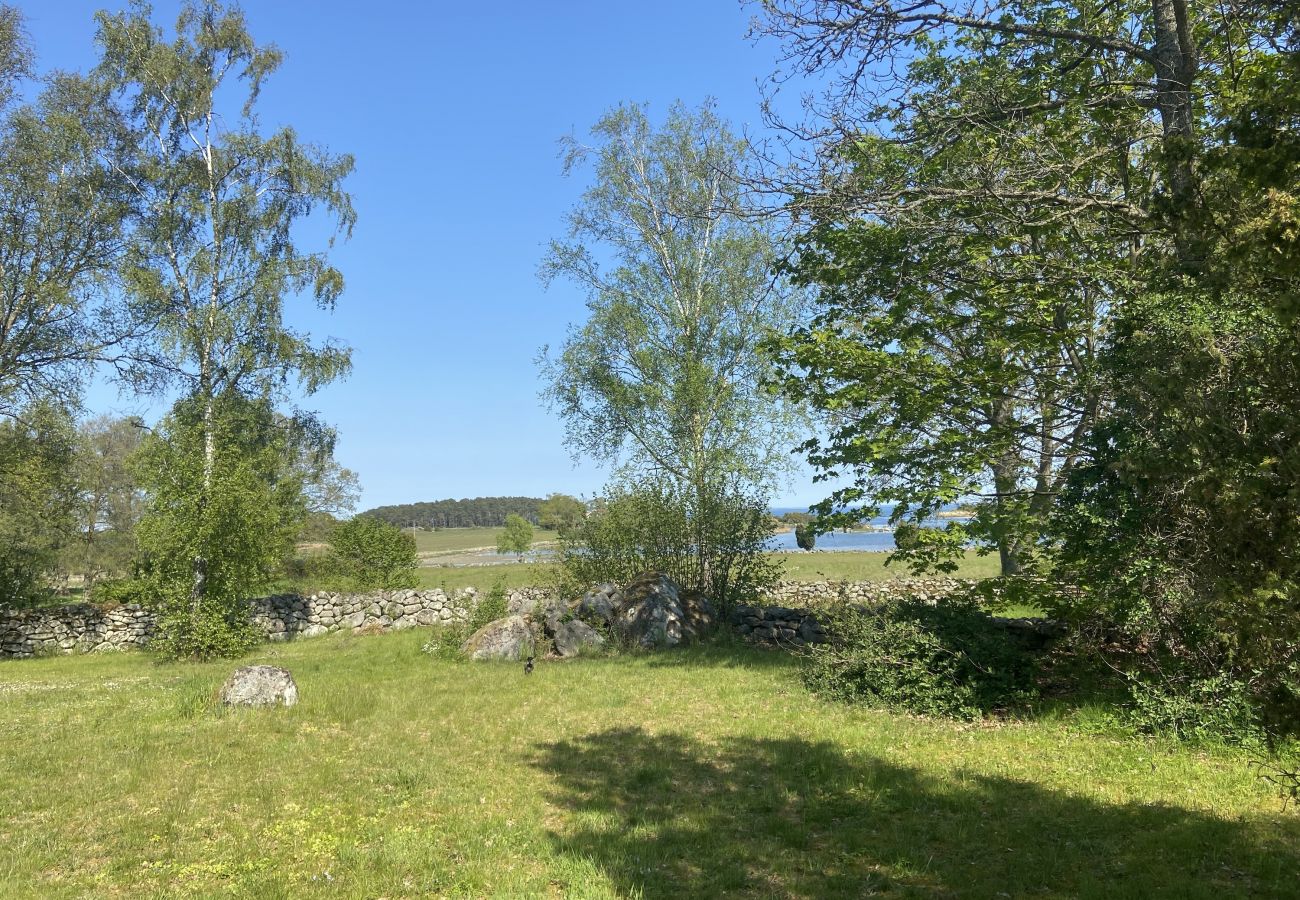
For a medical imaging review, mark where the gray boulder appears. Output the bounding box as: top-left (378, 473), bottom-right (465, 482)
top-left (220, 665), bottom-right (298, 708)
top-left (679, 589), bottom-right (717, 643)
top-left (574, 583), bottom-right (618, 626)
top-left (553, 618), bottom-right (606, 658)
top-left (615, 572), bottom-right (686, 649)
top-left (462, 615), bottom-right (535, 661)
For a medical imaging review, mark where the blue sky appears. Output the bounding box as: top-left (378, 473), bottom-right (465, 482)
top-left (19, 0), bottom-right (833, 511)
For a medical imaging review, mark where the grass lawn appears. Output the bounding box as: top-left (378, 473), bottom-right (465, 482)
top-left (412, 527), bottom-right (560, 555)
top-left (413, 550), bottom-right (1003, 598)
top-left (0, 632), bottom-right (1295, 898)
top-left (416, 562), bottom-right (561, 593)
top-left (773, 549), bottom-right (1003, 583)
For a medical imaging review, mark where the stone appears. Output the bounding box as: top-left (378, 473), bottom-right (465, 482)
top-left (219, 665), bottom-right (298, 708)
top-left (574, 584), bottom-right (617, 626)
top-left (339, 611), bottom-right (366, 630)
top-left (414, 609), bottom-right (441, 626)
top-left (679, 589), bottom-right (717, 643)
top-left (614, 572), bottom-right (686, 649)
top-left (553, 618), bottom-right (605, 658)
top-left (461, 615), bottom-right (535, 661)
top-left (798, 618), bottom-right (828, 644)
top-left (300, 624), bottom-right (329, 639)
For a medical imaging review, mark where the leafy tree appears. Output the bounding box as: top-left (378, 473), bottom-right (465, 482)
top-left (0, 7), bottom-right (136, 419)
top-left (794, 523), bottom-right (815, 551)
top-left (539, 101), bottom-right (803, 586)
top-left (96, 1), bottom-right (354, 651)
top-left (327, 516), bottom-right (418, 590)
top-left (1053, 12), bottom-right (1300, 738)
top-left (497, 513), bottom-right (533, 560)
top-left (61, 416), bottom-right (145, 589)
top-left (133, 395), bottom-right (313, 657)
top-left (0, 403), bottom-right (79, 605)
top-left (557, 476), bottom-right (778, 612)
top-left (537, 493), bottom-right (586, 534)
top-left (756, 1), bottom-right (1300, 733)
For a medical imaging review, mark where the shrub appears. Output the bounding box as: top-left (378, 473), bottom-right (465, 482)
top-left (794, 523), bottom-right (815, 551)
top-left (421, 581), bottom-right (509, 660)
top-left (558, 476), bottom-right (778, 613)
top-left (1124, 673), bottom-right (1267, 746)
top-left (802, 598), bottom-right (1039, 719)
top-left (468, 581), bottom-right (508, 633)
top-left (150, 590), bottom-right (262, 660)
top-left (90, 578), bottom-right (158, 607)
top-left (328, 516), bottom-right (418, 590)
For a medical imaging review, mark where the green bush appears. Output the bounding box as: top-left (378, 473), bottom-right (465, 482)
top-left (150, 594), bottom-right (261, 661)
top-left (327, 516), bottom-right (418, 590)
top-left (90, 578), bottom-right (158, 607)
top-left (468, 581), bottom-right (508, 633)
top-left (1124, 674), bottom-right (1266, 746)
top-left (803, 598), bottom-right (1039, 719)
top-left (794, 523), bottom-right (815, 551)
top-left (421, 581), bottom-right (510, 660)
top-left (558, 477), bottom-right (778, 613)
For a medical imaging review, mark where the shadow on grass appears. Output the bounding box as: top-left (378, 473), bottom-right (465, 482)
top-left (529, 727), bottom-right (1299, 898)
top-left (632, 641), bottom-right (803, 672)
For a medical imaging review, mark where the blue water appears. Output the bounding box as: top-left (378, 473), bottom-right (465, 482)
top-left (770, 507), bottom-right (969, 552)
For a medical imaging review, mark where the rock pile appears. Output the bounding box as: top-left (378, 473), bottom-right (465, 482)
top-left (466, 572), bottom-right (716, 661)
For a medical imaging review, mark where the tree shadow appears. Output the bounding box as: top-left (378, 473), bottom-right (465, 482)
top-left (528, 727), bottom-right (1299, 898)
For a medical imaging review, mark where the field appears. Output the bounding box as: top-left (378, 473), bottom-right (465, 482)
top-left (414, 550), bottom-right (1004, 597)
top-left (1, 631), bottom-right (1296, 898)
top-left (771, 549), bottom-right (1004, 583)
top-left (411, 527), bottom-right (561, 556)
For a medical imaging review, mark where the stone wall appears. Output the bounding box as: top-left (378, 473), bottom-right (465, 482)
top-left (762, 577), bottom-right (971, 608)
top-left (249, 588), bottom-right (478, 640)
top-left (0, 603), bottom-right (154, 659)
top-left (0, 578), bottom-right (983, 659)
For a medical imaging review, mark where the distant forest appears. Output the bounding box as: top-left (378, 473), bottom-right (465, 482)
top-left (361, 497), bottom-right (542, 529)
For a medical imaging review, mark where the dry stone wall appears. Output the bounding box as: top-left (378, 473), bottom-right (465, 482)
top-left (0, 578), bottom-right (979, 659)
top-left (249, 588), bottom-right (478, 640)
top-left (0, 603), bottom-right (154, 659)
top-left (762, 577), bottom-right (972, 609)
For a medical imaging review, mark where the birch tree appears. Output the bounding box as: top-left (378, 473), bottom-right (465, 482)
top-left (0, 7), bottom-right (136, 418)
top-left (539, 101), bottom-right (802, 586)
top-left (96, 1), bottom-right (354, 650)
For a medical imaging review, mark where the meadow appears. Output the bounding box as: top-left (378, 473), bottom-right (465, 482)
top-left (413, 549), bottom-right (1005, 597)
top-left (0, 629), bottom-right (1295, 898)
top-left (412, 527), bottom-right (561, 556)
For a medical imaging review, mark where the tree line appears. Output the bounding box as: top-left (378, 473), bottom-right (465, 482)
top-left (362, 497), bottom-right (546, 530)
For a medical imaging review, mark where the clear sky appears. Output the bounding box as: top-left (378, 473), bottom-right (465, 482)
top-left (17, 0), bottom-right (833, 511)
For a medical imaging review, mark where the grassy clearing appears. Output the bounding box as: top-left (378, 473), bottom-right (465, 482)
top-left (411, 527), bottom-right (560, 555)
top-left (416, 562), bottom-right (561, 593)
top-left (0, 632), bottom-right (1295, 898)
top-left (413, 551), bottom-right (1004, 598)
top-left (773, 549), bottom-right (1003, 583)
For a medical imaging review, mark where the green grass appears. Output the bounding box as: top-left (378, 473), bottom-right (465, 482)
top-left (773, 548), bottom-right (1003, 583)
top-left (0, 632), bottom-right (1295, 898)
top-left (413, 551), bottom-right (1004, 597)
top-left (411, 527), bottom-right (559, 555)
top-left (416, 562), bottom-right (560, 593)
